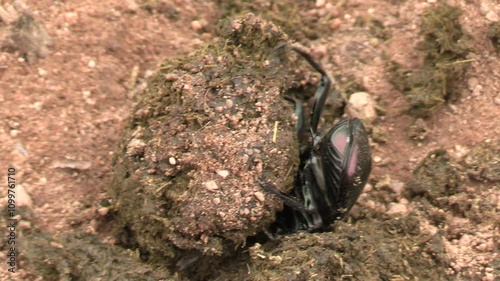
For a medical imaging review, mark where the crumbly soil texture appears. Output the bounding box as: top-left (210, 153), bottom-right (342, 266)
top-left (0, 0), bottom-right (498, 281)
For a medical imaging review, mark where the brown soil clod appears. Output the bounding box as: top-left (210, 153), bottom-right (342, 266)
top-left (109, 13), bottom-right (302, 274)
top-left (388, 2), bottom-right (470, 117)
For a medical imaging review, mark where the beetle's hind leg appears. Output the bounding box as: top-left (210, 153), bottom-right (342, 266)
top-left (258, 177), bottom-right (315, 214)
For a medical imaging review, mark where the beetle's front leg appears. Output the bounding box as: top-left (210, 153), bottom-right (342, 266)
top-left (258, 177), bottom-right (316, 214)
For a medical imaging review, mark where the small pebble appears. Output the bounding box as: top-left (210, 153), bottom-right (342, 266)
top-left (386, 203), bottom-right (407, 215)
top-left (169, 157), bottom-right (176, 165)
top-left (88, 60), bottom-right (96, 68)
top-left (126, 139), bottom-right (146, 156)
top-left (348, 92), bottom-right (377, 123)
top-left (218, 211), bottom-right (226, 218)
top-left (486, 11), bottom-right (499, 22)
top-left (225, 99), bottom-right (234, 108)
top-left (205, 181), bottom-right (219, 192)
top-left (373, 156), bottom-right (382, 163)
top-left (98, 207), bottom-right (109, 216)
top-left (124, 0), bottom-right (139, 11)
top-left (363, 183), bottom-right (373, 193)
top-left (191, 20), bottom-right (203, 32)
top-left (16, 184), bottom-right (33, 208)
top-left (254, 191), bottom-right (265, 202)
top-left (389, 180), bottom-right (405, 195)
top-left (330, 18), bottom-right (342, 30)
top-left (467, 77), bottom-right (479, 90)
top-left (18, 220), bottom-right (32, 230)
top-left (64, 12), bottom-right (78, 24)
top-left (216, 169), bottom-right (230, 179)
top-left (213, 198), bottom-right (221, 205)
top-left (494, 96), bottom-right (500, 106)
top-left (38, 68), bottom-right (47, 76)
top-left (315, 0), bottom-right (326, 8)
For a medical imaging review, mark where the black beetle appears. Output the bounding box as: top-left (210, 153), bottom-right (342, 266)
top-left (259, 46), bottom-right (372, 236)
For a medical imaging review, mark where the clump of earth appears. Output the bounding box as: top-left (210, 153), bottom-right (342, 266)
top-left (110, 13), bottom-right (305, 267)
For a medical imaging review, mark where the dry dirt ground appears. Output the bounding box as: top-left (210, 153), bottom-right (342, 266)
top-left (0, 0), bottom-right (498, 280)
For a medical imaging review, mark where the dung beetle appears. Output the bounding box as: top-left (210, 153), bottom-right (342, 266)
top-left (259, 46), bottom-right (372, 236)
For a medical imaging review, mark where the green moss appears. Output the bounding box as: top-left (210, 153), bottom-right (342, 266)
top-left (389, 3), bottom-right (470, 117)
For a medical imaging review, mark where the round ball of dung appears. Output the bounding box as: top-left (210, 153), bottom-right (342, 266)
top-left (110, 14), bottom-right (303, 265)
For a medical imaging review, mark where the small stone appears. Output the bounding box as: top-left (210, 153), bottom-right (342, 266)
top-left (124, 0), bottom-right (139, 11)
top-left (38, 68), bottom-right (47, 76)
top-left (373, 156), bottom-right (382, 163)
top-left (486, 11), bottom-right (499, 22)
top-left (18, 220), bottom-right (32, 230)
top-left (164, 73), bottom-right (178, 81)
top-left (88, 60), bottom-right (96, 68)
top-left (64, 12), bottom-right (78, 24)
top-left (315, 0), bottom-right (326, 8)
top-left (16, 184), bottom-right (33, 208)
top-left (389, 180), bottom-right (405, 195)
top-left (213, 198), bottom-right (221, 205)
top-left (467, 77), bottom-right (479, 90)
top-left (169, 157), bottom-right (176, 165)
top-left (347, 92), bottom-right (377, 124)
top-left (191, 20), bottom-right (203, 32)
top-left (363, 183), bottom-right (373, 193)
top-left (98, 207), bottom-right (109, 216)
top-left (494, 96), bottom-right (500, 106)
top-left (254, 191), bottom-right (265, 202)
top-left (126, 139), bottom-right (146, 156)
top-left (216, 169), bottom-right (230, 179)
top-left (205, 181), bottom-right (219, 192)
top-left (10, 129), bottom-right (18, 137)
top-left (386, 203), bottom-right (407, 215)
top-left (218, 211), bottom-right (226, 218)
top-left (330, 18), bottom-right (342, 30)
top-left (225, 99), bottom-right (234, 108)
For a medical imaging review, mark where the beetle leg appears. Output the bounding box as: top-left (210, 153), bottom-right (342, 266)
top-left (258, 177), bottom-right (316, 214)
top-left (291, 46), bottom-right (332, 144)
top-left (284, 96), bottom-right (304, 137)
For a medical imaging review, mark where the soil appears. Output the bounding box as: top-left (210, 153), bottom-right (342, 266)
top-left (0, 0), bottom-right (498, 280)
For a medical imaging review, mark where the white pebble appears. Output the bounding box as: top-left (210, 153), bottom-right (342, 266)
top-left (216, 169), bottom-right (230, 179)
top-left (315, 0), bottom-right (326, 8)
top-left (88, 60), bottom-right (96, 68)
top-left (98, 207), bottom-right (109, 216)
top-left (191, 20), bottom-right (203, 32)
top-left (38, 68), bottom-right (47, 76)
top-left (16, 184), bottom-right (33, 208)
top-left (205, 181), bottom-right (219, 192)
top-left (347, 92), bottom-right (377, 124)
top-left (169, 157), bottom-right (176, 165)
top-left (254, 191), bottom-right (265, 202)
top-left (213, 198), bottom-right (221, 205)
